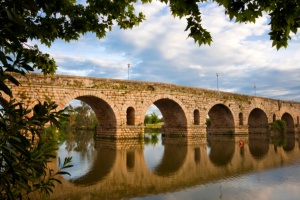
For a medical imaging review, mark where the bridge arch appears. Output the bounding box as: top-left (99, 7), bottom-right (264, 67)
top-left (142, 95), bottom-right (188, 134)
top-left (248, 108), bottom-right (268, 134)
top-left (206, 104), bottom-right (235, 134)
top-left (58, 91), bottom-right (122, 138)
top-left (281, 112), bottom-right (294, 133)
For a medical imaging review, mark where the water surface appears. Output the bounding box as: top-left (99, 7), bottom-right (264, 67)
top-left (49, 132), bottom-right (300, 200)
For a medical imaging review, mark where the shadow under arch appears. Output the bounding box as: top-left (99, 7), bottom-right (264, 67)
top-left (249, 134), bottom-right (269, 160)
top-left (70, 143), bottom-right (117, 186)
top-left (281, 112), bottom-right (294, 133)
top-left (248, 108), bottom-right (268, 134)
top-left (207, 104), bottom-right (235, 134)
top-left (152, 98), bottom-right (188, 134)
top-left (207, 135), bottom-right (235, 166)
top-left (152, 138), bottom-right (188, 177)
top-left (75, 95), bottom-right (117, 136)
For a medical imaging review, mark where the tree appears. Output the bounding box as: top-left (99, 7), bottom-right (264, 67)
top-left (150, 112), bottom-right (159, 124)
top-left (61, 102), bottom-right (98, 130)
top-left (144, 112), bottom-right (161, 124)
top-left (0, 99), bottom-right (73, 199)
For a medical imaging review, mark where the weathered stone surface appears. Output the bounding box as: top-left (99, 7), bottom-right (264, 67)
top-left (4, 73), bottom-right (300, 138)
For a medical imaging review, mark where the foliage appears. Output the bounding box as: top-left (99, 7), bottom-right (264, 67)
top-left (0, 99), bottom-right (73, 199)
top-left (144, 112), bottom-right (163, 124)
top-left (206, 118), bottom-right (211, 127)
top-left (62, 102), bottom-right (98, 130)
top-left (270, 120), bottom-right (287, 134)
top-left (144, 133), bottom-right (159, 146)
top-left (271, 135), bottom-right (287, 147)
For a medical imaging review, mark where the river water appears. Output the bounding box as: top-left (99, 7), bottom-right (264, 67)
top-left (48, 131), bottom-right (300, 200)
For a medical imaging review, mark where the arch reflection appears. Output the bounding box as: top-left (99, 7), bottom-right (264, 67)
top-left (71, 147), bottom-right (116, 186)
top-left (207, 135), bottom-right (235, 166)
top-left (249, 134), bottom-right (269, 160)
top-left (58, 134), bottom-right (117, 186)
top-left (151, 137), bottom-right (188, 177)
top-left (283, 134), bottom-right (295, 152)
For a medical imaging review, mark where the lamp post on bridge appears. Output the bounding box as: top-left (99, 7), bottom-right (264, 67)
top-left (128, 63), bottom-right (130, 80)
top-left (254, 85), bottom-right (256, 96)
top-left (216, 73), bottom-right (219, 91)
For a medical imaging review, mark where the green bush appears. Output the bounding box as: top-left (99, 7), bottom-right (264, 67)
top-left (206, 118), bottom-right (211, 127)
top-left (0, 99), bottom-right (73, 199)
top-left (270, 120), bottom-right (286, 134)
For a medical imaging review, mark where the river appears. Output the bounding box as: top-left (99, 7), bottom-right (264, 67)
top-left (46, 131), bottom-right (300, 200)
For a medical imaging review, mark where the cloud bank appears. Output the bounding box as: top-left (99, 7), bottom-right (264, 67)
top-left (38, 1), bottom-right (300, 102)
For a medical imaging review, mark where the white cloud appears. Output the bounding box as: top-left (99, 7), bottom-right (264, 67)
top-left (35, 1), bottom-right (300, 102)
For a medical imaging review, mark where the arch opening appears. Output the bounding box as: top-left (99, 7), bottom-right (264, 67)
top-left (127, 107), bottom-right (135, 125)
top-left (207, 104), bottom-right (234, 134)
top-left (248, 108), bottom-right (268, 134)
top-left (281, 112), bottom-right (294, 133)
top-left (273, 114), bottom-right (276, 122)
top-left (65, 96), bottom-right (117, 138)
top-left (194, 109), bottom-right (200, 125)
top-left (154, 99), bottom-right (187, 128)
top-left (144, 98), bottom-right (187, 136)
top-left (239, 113), bottom-right (243, 125)
top-left (64, 100), bottom-right (98, 131)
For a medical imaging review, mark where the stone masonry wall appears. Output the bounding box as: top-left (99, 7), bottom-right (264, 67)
top-left (4, 73), bottom-right (300, 138)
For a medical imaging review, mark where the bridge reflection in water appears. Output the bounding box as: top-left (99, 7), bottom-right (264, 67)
top-left (48, 131), bottom-right (300, 200)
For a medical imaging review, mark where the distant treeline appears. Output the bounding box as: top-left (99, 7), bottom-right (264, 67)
top-left (61, 102), bottom-right (98, 131)
top-left (144, 112), bottom-right (164, 124)
top-left (60, 104), bottom-right (164, 131)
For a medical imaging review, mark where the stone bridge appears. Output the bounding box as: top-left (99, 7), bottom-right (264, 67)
top-left (4, 73), bottom-right (300, 138)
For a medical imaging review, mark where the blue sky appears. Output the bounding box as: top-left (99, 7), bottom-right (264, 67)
top-left (38, 1), bottom-right (300, 103)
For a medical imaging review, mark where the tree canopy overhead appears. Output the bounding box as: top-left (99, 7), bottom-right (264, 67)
top-left (1, 0), bottom-right (299, 90)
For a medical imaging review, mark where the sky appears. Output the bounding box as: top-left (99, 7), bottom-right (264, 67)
top-left (38, 1), bottom-right (300, 105)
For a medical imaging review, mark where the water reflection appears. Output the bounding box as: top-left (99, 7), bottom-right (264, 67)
top-left (249, 134), bottom-right (269, 160)
top-left (207, 135), bottom-right (235, 166)
top-left (271, 133), bottom-right (296, 152)
top-left (52, 131), bottom-right (300, 200)
top-left (58, 130), bottom-right (116, 186)
top-left (58, 130), bottom-right (96, 182)
top-left (153, 137), bottom-right (187, 176)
